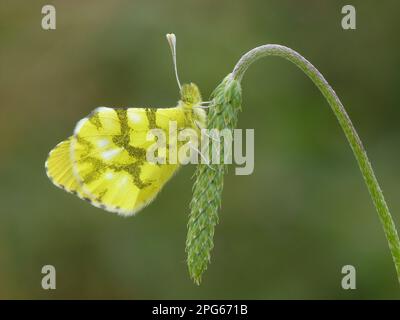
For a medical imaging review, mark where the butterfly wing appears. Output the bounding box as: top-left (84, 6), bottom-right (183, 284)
top-left (45, 137), bottom-right (90, 200)
top-left (47, 106), bottom-right (187, 216)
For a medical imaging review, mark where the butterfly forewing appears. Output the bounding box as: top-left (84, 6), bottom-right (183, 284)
top-left (47, 106), bottom-right (187, 216)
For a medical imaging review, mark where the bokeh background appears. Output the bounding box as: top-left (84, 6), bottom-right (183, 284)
top-left (1, 0), bottom-right (399, 299)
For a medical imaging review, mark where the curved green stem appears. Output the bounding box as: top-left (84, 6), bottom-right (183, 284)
top-left (232, 44), bottom-right (400, 285)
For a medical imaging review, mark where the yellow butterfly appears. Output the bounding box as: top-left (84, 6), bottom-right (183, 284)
top-left (45, 34), bottom-right (207, 216)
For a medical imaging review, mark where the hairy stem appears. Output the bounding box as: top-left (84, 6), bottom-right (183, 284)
top-left (232, 44), bottom-right (400, 284)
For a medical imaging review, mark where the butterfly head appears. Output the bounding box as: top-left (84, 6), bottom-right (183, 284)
top-left (166, 34), bottom-right (202, 107)
top-left (180, 83), bottom-right (202, 106)
top-left (166, 34), bottom-right (206, 128)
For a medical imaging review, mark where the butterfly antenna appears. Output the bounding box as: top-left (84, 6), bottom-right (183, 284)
top-left (166, 33), bottom-right (182, 92)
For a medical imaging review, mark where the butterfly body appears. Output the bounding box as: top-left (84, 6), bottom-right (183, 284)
top-left (46, 83), bottom-right (206, 216)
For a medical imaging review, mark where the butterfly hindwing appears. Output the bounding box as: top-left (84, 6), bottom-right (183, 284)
top-left (69, 106), bottom-right (186, 215)
top-left (45, 137), bottom-right (90, 200)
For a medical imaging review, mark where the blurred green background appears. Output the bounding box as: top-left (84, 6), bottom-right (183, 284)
top-left (1, 0), bottom-right (399, 299)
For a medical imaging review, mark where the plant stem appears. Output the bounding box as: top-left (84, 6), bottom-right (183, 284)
top-left (232, 44), bottom-right (400, 285)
